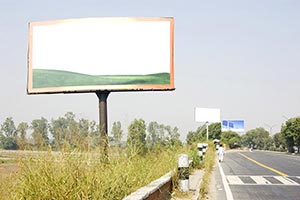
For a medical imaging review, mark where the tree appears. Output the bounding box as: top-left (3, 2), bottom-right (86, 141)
top-left (186, 131), bottom-right (199, 145)
top-left (146, 121), bottom-right (164, 148)
top-left (281, 117), bottom-right (300, 153)
top-left (164, 125), bottom-right (181, 147)
top-left (273, 132), bottom-right (286, 150)
top-left (0, 117), bottom-right (18, 150)
top-left (208, 122), bottom-right (221, 140)
top-left (111, 121), bottom-right (123, 147)
top-left (65, 112), bottom-right (80, 148)
top-left (49, 117), bottom-right (68, 150)
top-left (17, 122), bottom-right (29, 150)
top-left (1, 117), bottom-right (17, 137)
top-left (127, 119), bottom-right (146, 154)
top-left (221, 131), bottom-right (241, 149)
top-left (0, 132), bottom-right (3, 149)
top-left (241, 127), bottom-right (273, 150)
top-left (78, 118), bottom-right (90, 150)
top-left (31, 117), bottom-right (49, 149)
top-left (89, 120), bottom-right (100, 147)
top-left (186, 125), bottom-right (206, 145)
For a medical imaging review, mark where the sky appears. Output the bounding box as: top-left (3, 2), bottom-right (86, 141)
top-left (1, 0), bottom-right (300, 141)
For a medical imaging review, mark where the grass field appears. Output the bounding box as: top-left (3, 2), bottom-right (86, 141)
top-left (0, 147), bottom-right (189, 200)
top-left (32, 69), bottom-right (170, 88)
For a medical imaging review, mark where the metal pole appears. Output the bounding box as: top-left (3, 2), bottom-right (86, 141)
top-left (206, 121), bottom-right (209, 141)
top-left (96, 91), bottom-right (110, 158)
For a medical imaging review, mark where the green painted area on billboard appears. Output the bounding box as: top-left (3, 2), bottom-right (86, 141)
top-left (32, 69), bottom-right (170, 88)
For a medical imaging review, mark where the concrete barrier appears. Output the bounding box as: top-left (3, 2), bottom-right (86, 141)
top-left (122, 155), bottom-right (195, 199)
top-left (122, 172), bottom-right (173, 200)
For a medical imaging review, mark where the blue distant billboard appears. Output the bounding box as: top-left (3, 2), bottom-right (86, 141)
top-left (222, 120), bottom-right (244, 133)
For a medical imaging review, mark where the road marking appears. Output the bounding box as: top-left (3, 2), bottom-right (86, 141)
top-left (227, 176), bottom-right (243, 184)
top-left (274, 176), bottom-right (299, 185)
top-left (250, 176), bottom-right (271, 184)
top-left (218, 160), bottom-right (234, 200)
top-left (238, 153), bottom-right (288, 177)
top-left (225, 176), bottom-right (300, 186)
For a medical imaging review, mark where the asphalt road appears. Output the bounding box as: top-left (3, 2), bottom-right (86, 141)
top-left (212, 150), bottom-right (300, 200)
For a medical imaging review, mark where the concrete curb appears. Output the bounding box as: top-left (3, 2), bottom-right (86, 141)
top-left (122, 172), bottom-right (173, 200)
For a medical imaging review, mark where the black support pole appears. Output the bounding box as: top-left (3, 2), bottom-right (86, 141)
top-left (96, 91), bottom-right (110, 158)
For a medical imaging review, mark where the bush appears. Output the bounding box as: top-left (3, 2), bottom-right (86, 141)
top-left (189, 146), bottom-right (203, 169)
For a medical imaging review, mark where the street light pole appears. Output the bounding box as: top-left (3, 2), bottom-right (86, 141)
top-left (206, 121), bottom-right (209, 141)
top-left (264, 123), bottom-right (276, 135)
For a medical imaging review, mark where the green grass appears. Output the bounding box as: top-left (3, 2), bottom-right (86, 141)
top-left (32, 69), bottom-right (170, 88)
top-left (0, 147), bottom-right (188, 200)
top-left (198, 142), bottom-right (216, 200)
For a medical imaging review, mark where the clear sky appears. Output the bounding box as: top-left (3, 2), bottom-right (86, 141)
top-left (1, 0), bottom-right (300, 141)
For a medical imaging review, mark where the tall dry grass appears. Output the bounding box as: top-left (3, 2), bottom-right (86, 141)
top-left (0, 146), bottom-right (188, 200)
top-left (198, 142), bottom-right (216, 200)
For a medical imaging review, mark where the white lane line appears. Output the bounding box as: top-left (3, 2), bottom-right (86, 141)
top-left (250, 176), bottom-right (271, 185)
top-left (274, 176), bottom-right (299, 185)
top-left (226, 176), bottom-right (243, 185)
top-left (218, 161), bottom-right (234, 200)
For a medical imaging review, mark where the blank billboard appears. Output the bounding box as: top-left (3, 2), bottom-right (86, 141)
top-left (195, 108), bottom-right (221, 123)
top-left (27, 17), bottom-right (174, 94)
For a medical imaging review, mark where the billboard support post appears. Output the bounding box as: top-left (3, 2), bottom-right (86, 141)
top-left (206, 122), bottom-right (209, 141)
top-left (96, 91), bottom-right (110, 159)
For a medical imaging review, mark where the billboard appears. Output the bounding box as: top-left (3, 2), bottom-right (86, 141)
top-left (195, 108), bottom-right (221, 123)
top-left (27, 17), bottom-right (174, 94)
top-left (222, 120), bottom-right (245, 133)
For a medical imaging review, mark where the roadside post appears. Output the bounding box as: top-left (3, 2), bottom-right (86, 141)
top-left (197, 143), bottom-right (203, 161)
top-left (202, 143), bottom-right (208, 158)
top-left (178, 154), bottom-right (189, 192)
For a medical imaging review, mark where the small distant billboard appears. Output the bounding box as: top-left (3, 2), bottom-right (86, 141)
top-left (222, 120), bottom-right (244, 133)
top-left (27, 17), bottom-right (174, 94)
top-left (195, 108), bottom-right (220, 123)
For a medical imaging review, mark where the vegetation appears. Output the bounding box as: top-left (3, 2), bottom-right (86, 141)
top-left (126, 118), bottom-right (147, 155)
top-left (221, 130), bottom-right (241, 149)
top-left (198, 142), bottom-right (215, 200)
top-left (186, 122), bottom-right (221, 145)
top-left (0, 117), bottom-right (18, 150)
top-left (241, 127), bottom-right (273, 150)
top-left (1, 147), bottom-right (186, 200)
top-left (185, 116), bottom-right (300, 153)
top-left (111, 121), bottom-right (122, 147)
top-left (1, 113), bottom-right (299, 199)
top-left (0, 114), bottom-right (187, 200)
top-left (281, 117), bottom-right (300, 153)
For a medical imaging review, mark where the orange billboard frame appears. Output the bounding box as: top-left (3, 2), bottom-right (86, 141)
top-left (27, 17), bottom-right (174, 94)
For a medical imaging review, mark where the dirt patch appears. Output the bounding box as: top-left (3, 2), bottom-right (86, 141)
top-left (0, 163), bottom-right (19, 181)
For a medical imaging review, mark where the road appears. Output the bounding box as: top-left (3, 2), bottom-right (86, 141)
top-left (211, 150), bottom-right (300, 200)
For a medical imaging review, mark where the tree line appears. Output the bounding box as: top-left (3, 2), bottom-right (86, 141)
top-left (0, 112), bottom-right (181, 152)
top-left (186, 116), bottom-right (300, 153)
top-left (1, 112), bottom-right (299, 153)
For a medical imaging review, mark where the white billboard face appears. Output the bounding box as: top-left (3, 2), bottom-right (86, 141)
top-left (195, 108), bottom-right (220, 123)
top-left (27, 17), bottom-right (174, 94)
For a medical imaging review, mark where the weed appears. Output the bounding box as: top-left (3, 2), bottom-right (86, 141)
top-left (1, 146), bottom-right (188, 200)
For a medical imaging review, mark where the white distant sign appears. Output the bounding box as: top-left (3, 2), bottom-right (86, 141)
top-left (195, 108), bottom-right (220, 123)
